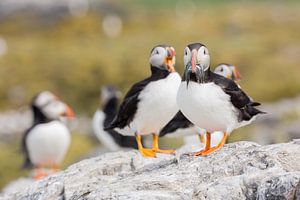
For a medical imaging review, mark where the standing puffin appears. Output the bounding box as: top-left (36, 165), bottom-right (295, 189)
top-left (105, 45), bottom-right (180, 157)
top-left (176, 43), bottom-right (264, 156)
top-left (160, 63), bottom-right (242, 147)
top-left (21, 91), bottom-right (74, 179)
top-left (92, 85), bottom-right (139, 151)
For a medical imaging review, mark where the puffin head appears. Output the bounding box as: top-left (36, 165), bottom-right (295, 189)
top-left (33, 91), bottom-right (74, 120)
top-left (149, 45), bottom-right (176, 72)
top-left (184, 43), bottom-right (210, 85)
top-left (101, 85), bottom-right (121, 106)
top-left (214, 63), bottom-right (241, 82)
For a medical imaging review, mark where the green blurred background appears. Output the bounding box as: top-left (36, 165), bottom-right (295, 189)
top-left (0, 0), bottom-right (300, 189)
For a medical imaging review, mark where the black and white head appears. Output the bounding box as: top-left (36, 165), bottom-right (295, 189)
top-left (214, 63), bottom-right (241, 82)
top-left (149, 45), bottom-right (176, 72)
top-left (184, 43), bottom-right (210, 84)
top-left (33, 91), bottom-right (74, 120)
top-left (101, 85), bottom-right (121, 106)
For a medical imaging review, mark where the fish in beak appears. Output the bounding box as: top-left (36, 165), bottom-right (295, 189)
top-left (165, 47), bottom-right (176, 72)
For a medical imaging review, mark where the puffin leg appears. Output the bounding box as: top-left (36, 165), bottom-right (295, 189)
top-left (152, 134), bottom-right (175, 154)
top-left (200, 132), bottom-right (228, 156)
top-left (194, 132), bottom-right (211, 156)
top-left (135, 134), bottom-right (156, 157)
top-left (34, 167), bottom-right (49, 180)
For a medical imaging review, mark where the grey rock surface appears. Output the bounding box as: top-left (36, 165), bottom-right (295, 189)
top-left (1, 141), bottom-right (300, 200)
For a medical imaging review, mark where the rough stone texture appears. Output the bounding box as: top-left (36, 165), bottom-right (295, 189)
top-left (1, 141), bottom-right (300, 200)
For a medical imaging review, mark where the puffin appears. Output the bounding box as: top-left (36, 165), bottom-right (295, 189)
top-left (176, 43), bottom-right (264, 156)
top-left (160, 63), bottom-right (242, 147)
top-left (92, 85), bottom-right (139, 151)
top-left (21, 91), bottom-right (74, 179)
top-left (105, 45), bottom-right (180, 157)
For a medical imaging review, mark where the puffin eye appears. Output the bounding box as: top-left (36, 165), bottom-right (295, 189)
top-left (185, 50), bottom-right (187, 55)
top-left (220, 68), bottom-right (224, 72)
top-left (203, 49), bottom-right (206, 55)
top-left (156, 50), bottom-right (159, 54)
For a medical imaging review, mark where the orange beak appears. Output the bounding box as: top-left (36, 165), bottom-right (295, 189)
top-left (64, 104), bottom-right (74, 119)
top-left (191, 49), bottom-right (197, 73)
top-left (232, 67), bottom-right (241, 81)
top-left (165, 47), bottom-right (176, 72)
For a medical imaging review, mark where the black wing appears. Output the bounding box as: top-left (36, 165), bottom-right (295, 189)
top-left (159, 111), bottom-right (194, 137)
top-left (105, 67), bottom-right (170, 130)
top-left (210, 72), bottom-right (265, 121)
top-left (104, 76), bottom-right (153, 130)
top-left (21, 127), bottom-right (34, 169)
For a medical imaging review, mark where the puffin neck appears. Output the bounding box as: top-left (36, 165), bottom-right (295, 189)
top-left (150, 66), bottom-right (170, 79)
top-left (32, 105), bottom-right (51, 125)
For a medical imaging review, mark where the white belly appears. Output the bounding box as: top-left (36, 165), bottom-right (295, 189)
top-left (177, 81), bottom-right (239, 133)
top-left (26, 121), bottom-right (71, 167)
top-left (122, 72), bottom-right (181, 136)
top-left (92, 110), bottom-right (120, 151)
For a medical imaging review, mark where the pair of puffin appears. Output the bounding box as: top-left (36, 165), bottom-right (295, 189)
top-left (21, 91), bottom-right (74, 179)
top-left (92, 86), bottom-right (139, 151)
top-left (106, 43), bottom-right (264, 157)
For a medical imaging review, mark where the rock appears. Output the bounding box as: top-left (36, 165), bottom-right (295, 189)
top-left (1, 141), bottom-right (300, 200)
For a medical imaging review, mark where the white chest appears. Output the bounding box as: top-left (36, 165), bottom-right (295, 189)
top-left (130, 72), bottom-right (181, 135)
top-left (177, 81), bottom-right (239, 133)
top-left (26, 121), bottom-right (71, 166)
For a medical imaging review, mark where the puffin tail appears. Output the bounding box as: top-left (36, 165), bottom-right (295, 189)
top-left (242, 104), bottom-right (266, 121)
top-left (250, 102), bottom-right (261, 107)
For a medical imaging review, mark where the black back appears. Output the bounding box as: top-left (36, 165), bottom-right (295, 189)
top-left (191, 69), bottom-right (265, 121)
top-left (102, 97), bottom-right (139, 149)
top-left (21, 104), bottom-right (51, 169)
top-left (105, 67), bottom-right (170, 130)
top-left (159, 111), bottom-right (193, 137)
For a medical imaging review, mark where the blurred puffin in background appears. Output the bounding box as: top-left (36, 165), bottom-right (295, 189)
top-left (160, 63), bottom-right (242, 147)
top-left (21, 91), bottom-right (74, 179)
top-left (105, 45), bottom-right (180, 157)
top-left (176, 42), bottom-right (264, 156)
top-left (92, 85), bottom-right (139, 151)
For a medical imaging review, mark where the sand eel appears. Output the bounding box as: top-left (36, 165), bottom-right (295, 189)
top-left (160, 63), bottom-right (242, 146)
top-left (21, 91), bottom-right (74, 179)
top-left (93, 86), bottom-right (139, 151)
top-left (176, 43), bottom-right (264, 156)
top-left (105, 45), bottom-right (180, 157)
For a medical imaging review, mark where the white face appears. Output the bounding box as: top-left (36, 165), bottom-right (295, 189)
top-left (184, 46), bottom-right (210, 71)
top-left (149, 46), bottom-right (176, 71)
top-left (34, 91), bottom-right (56, 108)
top-left (214, 64), bottom-right (232, 78)
top-left (41, 100), bottom-right (67, 120)
top-left (33, 91), bottom-right (71, 120)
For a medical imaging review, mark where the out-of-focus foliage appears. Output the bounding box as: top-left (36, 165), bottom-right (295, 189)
top-left (0, 133), bottom-right (97, 189)
top-left (0, 1), bottom-right (300, 114)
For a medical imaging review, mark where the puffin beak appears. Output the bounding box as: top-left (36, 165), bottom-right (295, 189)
top-left (63, 104), bottom-right (74, 119)
top-left (165, 47), bottom-right (176, 72)
top-left (191, 49), bottom-right (197, 73)
top-left (185, 49), bottom-right (203, 86)
top-left (232, 67), bottom-right (241, 81)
